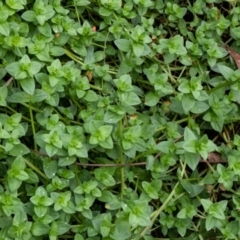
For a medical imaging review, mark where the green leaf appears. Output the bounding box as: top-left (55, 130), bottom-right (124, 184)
top-left (8, 144), bottom-right (30, 156)
top-left (55, 221), bottom-right (71, 235)
top-left (169, 98), bottom-right (184, 114)
top-left (207, 201), bottom-right (227, 220)
top-left (29, 61), bottom-right (42, 76)
top-left (211, 120), bottom-right (224, 132)
top-left (145, 92), bottom-right (160, 106)
top-left (0, 86), bottom-right (8, 106)
top-left (184, 127), bottom-right (197, 141)
top-left (50, 46), bottom-right (65, 56)
top-left (21, 10), bottom-right (36, 22)
top-left (114, 39), bottom-right (131, 52)
top-left (43, 158), bottom-right (58, 179)
top-left (74, 181), bottom-right (98, 194)
top-left (142, 181), bottom-right (159, 199)
top-left (115, 74), bottom-right (133, 92)
top-left (0, 127), bottom-right (10, 139)
top-left (119, 92), bottom-right (141, 105)
top-left (200, 199), bottom-right (212, 212)
top-left (211, 208), bottom-right (225, 220)
top-left (6, 0), bottom-right (25, 10)
top-left (100, 193), bottom-right (121, 210)
top-left (0, 22), bottom-right (10, 36)
top-left (74, 234), bottom-right (84, 240)
top-left (118, 60), bottom-right (133, 75)
top-left (84, 90), bottom-right (98, 102)
top-left (104, 110), bottom-right (124, 123)
top-left (94, 51), bottom-right (105, 62)
top-left (218, 64), bottom-right (234, 80)
top-left (85, 46), bottom-right (95, 64)
top-left (34, 206), bottom-right (48, 218)
top-left (191, 101), bottom-right (210, 114)
top-left (50, 221), bottom-right (58, 238)
top-left (99, 125), bottom-right (113, 138)
top-left (129, 201), bottom-right (151, 226)
top-left (90, 125), bottom-right (113, 144)
top-left (58, 156), bottom-right (76, 166)
top-left (7, 92), bottom-right (29, 103)
top-left (75, 0), bottom-right (90, 6)
top-left (94, 168), bottom-right (116, 187)
top-left (12, 156), bottom-right (26, 169)
top-left (32, 222), bottom-right (50, 236)
top-left (30, 89), bottom-right (48, 103)
top-left (177, 208), bottom-right (187, 219)
top-left (111, 219), bottom-right (131, 240)
top-left (20, 77), bottom-right (35, 95)
top-left (182, 94), bottom-right (195, 113)
top-left (181, 180), bottom-right (204, 197)
top-left (122, 139), bottom-right (133, 150)
top-left (7, 177), bottom-right (22, 192)
top-left (132, 42), bottom-right (144, 57)
top-left (99, 136), bottom-right (113, 149)
top-left (5, 62), bottom-right (27, 80)
top-left (76, 146), bottom-right (88, 158)
top-left (38, 23), bottom-right (52, 37)
top-left (25, 169), bottom-right (39, 184)
top-left (205, 215), bottom-right (219, 231)
top-left (183, 140), bottom-right (197, 152)
top-left (184, 152), bottom-right (200, 170)
top-left (157, 140), bottom-right (174, 153)
top-left (99, 7), bottom-right (113, 16)
top-left (53, 32), bottom-right (70, 46)
top-left (15, 170), bottom-right (29, 181)
top-left (230, 27), bottom-right (240, 40)
top-left (146, 155), bottom-right (155, 170)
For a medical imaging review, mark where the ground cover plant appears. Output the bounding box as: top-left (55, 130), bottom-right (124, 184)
top-left (1, 0), bottom-right (240, 239)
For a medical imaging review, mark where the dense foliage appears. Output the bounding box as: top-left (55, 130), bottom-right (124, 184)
top-left (1, 0), bottom-right (240, 239)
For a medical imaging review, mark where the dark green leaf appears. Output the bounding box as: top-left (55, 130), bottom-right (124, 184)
top-left (218, 64), bottom-right (234, 80)
top-left (114, 39), bottom-right (131, 52)
top-left (144, 92), bottom-right (160, 106)
top-left (7, 92), bottom-right (29, 103)
top-left (191, 101), bottom-right (210, 114)
top-left (30, 89), bottom-right (48, 103)
top-left (8, 144), bottom-right (30, 156)
top-left (184, 152), bottom-right (200, 170)
top-left (32, 222), bottom-right (50, 236)
top-left (43, 158), bottom-right (58, 179)
top-left (20, 77), bottom-right (35, 95)
top-left (181, 180), bottom-right (205, 197)
top-left (56, 221), bottom-right (71, 235)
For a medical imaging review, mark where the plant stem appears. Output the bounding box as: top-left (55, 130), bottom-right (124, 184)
top-left (139, 160), bottom-right (186, 238)
top-left (73, 0), bottom-right (81, 24)
top-left (64, 49), bottom-right (84, 65)
top-left (29, 104), bottom-right (37, 151)
top-left (119, 119), bottom-right (125, 199)
top-left (25, 159), bottom-right (49, 181)
top-left (89, 84), bottom-right (102, 91)
top-left (140, 182), bottom-right (179, 237)
top-left (156, 117), bottom-right (188, 132)
top-left (207, 81), bottom-right (230, 93)
top-left (6, 106), bottom-right (31, 122)
top-left (22, 103), bottom-right (42, 113)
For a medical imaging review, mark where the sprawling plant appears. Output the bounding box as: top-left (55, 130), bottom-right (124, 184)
top-left (1, 0), bottom-right (240, 239)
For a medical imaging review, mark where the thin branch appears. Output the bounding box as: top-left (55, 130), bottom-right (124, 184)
top-left (75, 162), bottom-right (146, 167)
top-left (4, 77), bottom-right (14, 86)
top-left (29, 149), bottom-right (227, 167)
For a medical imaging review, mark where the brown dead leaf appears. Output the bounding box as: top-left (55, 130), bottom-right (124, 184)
top-left (200, 152), bottom-right (226, 163)
top-left (226, 46), bottom-right (240, 69)
top-left (86, 71), bottom-right (93, 81)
